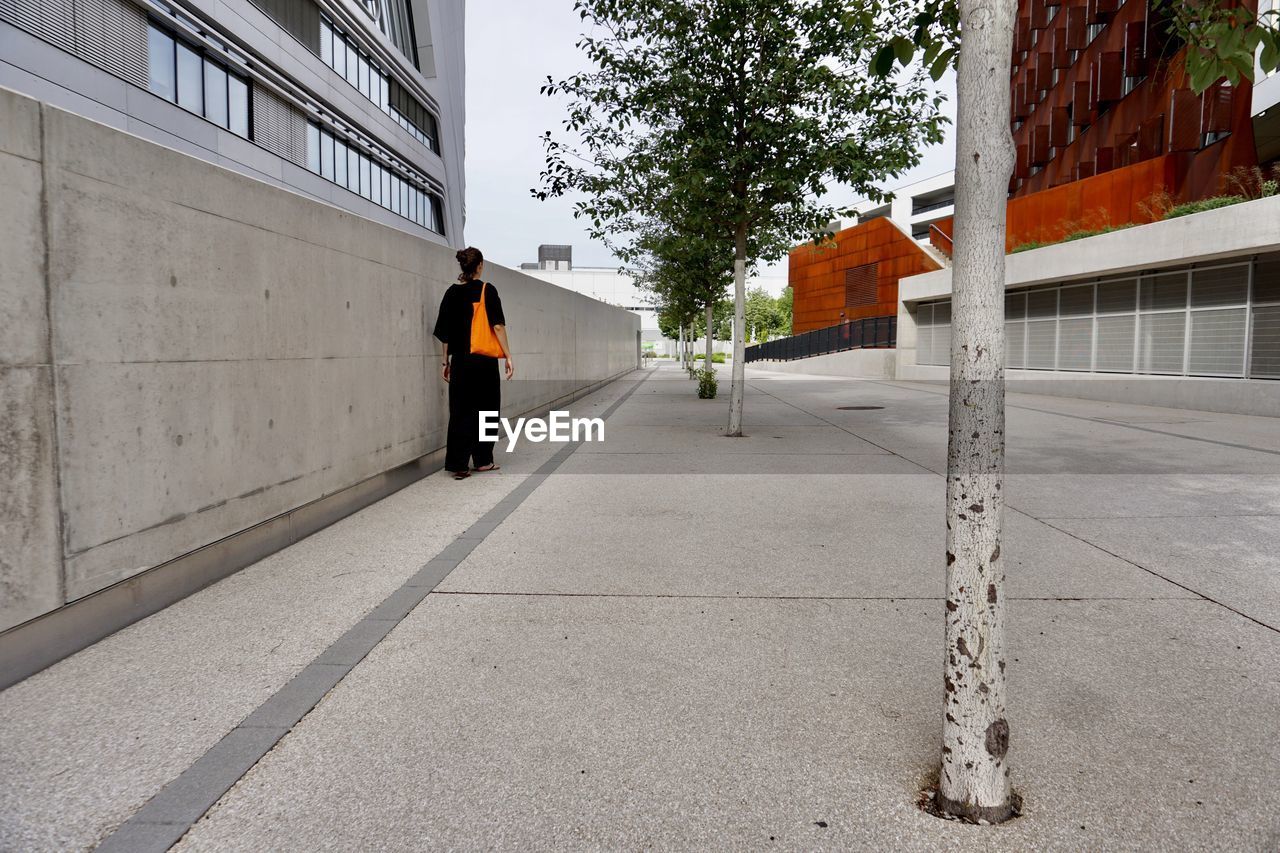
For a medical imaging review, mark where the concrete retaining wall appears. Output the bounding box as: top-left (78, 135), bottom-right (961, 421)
top-left (0, 86), bottom-right (639, 639)
top-left (746, 349), bottom-right (896, 379)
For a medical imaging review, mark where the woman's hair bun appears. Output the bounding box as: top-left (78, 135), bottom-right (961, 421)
top-left (456, 246), bottom-right (484, 282)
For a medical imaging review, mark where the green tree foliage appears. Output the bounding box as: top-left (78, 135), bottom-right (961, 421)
top-left (743, 287), bottom-right (792, 342)
top-left (535, 0), bottom-right (946, 433)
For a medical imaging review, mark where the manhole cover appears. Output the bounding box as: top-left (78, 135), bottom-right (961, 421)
top-left (836, 405), bottom-right (884, 410)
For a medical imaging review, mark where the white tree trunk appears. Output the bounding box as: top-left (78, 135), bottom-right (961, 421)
top-left (727, 224), bottom-right (747, 435)
top-left (938, 0), bottom-right (1017, 824)
top-left (706, 302), bottom-right (715, 369)
top-left (678, 323), bottom-right (685, 369)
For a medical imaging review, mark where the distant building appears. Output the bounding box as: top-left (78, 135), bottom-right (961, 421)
top-left (851, 171), bottom-right (955, 245)
top-left (520, 244), bottom-right (786, 355)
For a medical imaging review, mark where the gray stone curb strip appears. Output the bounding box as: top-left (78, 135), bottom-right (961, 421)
top-left (93, 371), bottom-right (654, 853)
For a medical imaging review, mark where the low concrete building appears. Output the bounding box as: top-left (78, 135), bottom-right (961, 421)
top-left (895, 195), bottom-right (1280, 415)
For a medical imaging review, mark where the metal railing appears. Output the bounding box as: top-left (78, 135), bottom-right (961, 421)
top-left (744, 315), bottom-right (896, 363)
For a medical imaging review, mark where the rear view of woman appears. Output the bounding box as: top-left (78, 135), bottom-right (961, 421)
top-left (433, 247), bottom-right (515, 480)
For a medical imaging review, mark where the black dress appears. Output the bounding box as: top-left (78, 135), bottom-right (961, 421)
top-left (432, 280), bottom-right (506, 472)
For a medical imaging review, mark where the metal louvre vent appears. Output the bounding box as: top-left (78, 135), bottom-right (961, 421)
top-left (844, 262), bottom-right (878, 307)
top-left (74, 0), bottom-right (147, 88)
top-left (2, 0), bottom-right (145, 86)
top-left (253, 87), bottom-right (306, 164)
top-left (0, 0), bottom-right (78, 54)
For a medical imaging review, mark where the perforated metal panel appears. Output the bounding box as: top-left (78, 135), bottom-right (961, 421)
top-left (1188, 308), bottom-right (1246, 376)
top-left (1095, 315), bottom-right (1135, 372)
top-left (253, 87), bottom-right (306, 164)
top-left (1058, 317), bottom-right (1093, 370)
top-left (1251, 306), bottom-right (1280, 378)
top-left (74, 0), bottom-right (147, 88)
top-left (1137, 313), bottom-right (1185, 374)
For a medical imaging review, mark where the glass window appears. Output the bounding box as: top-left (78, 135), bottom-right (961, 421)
top-left (430, 194), bottom-right (444, 235)
top-left (148, 25), bottom-right (176, 102)
top-left (1188, 308), bottom-right (1247, 376)
top-left (334, 34), bottom-right (346, 78)
top-left (401, 181), bottom-right (410, 218)
top-left (371, 163), bottom-right (382, 205)
top-left (321, 19), bottom-right (333, 65)
top-left (346, 44), bottom-right (359, 86)
top-left (381, 169), bottom-right (391, 210)
top-left (360, 156), bottom-right (372, 200)
top-left (203, 60), bottom-right (228, 128)
top-left (176, 42), bottom-right (203, 114)
top-left (348, 147), bottom-right (360, 192)
top-left (1140, 272), bottom-right (1188, 311)
top-left (361, 57), bottom-right (372, 98)
top-left (1137, 313), bottom-right (1186, 374)
top-left (335, 140), bottom-right (348, 188)
top-left (228, 75), bottom-right (249, 138)
top-left (1191, 265), bottom-right (1248, 308)
top-left (306, 123), bottom-right (320, 173)
top-left (320, 131), bottom-right (335, 180)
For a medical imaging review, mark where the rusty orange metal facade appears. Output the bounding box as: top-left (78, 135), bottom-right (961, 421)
top-left (788, 219), bottom-right (942, 334)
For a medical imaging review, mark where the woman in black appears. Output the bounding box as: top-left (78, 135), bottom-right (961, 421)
top-left (433, 247), bottom-right (515, 480)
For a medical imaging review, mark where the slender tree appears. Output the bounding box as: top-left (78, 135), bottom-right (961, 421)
top-left (869, 0), bottom-right (1280, 822)
top-left (536, 0), bottom-right (944, 434)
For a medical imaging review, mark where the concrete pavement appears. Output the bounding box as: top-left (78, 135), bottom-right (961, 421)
top-left (2, 363), bottom-right (1278, 850)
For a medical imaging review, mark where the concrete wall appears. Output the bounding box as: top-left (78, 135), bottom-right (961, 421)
top-left (0, 86), bottom-right (638, 635)
top-left (746, 349), bottom-right (896, 380)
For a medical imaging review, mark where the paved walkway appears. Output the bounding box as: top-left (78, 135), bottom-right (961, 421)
top-left (2, 362), bottom-right (1278, 851)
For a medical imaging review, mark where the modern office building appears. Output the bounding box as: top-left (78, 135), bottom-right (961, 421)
top-left (0, 0), bottom-right (465, 243)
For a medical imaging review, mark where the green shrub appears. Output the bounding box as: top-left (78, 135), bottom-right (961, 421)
top-left (711, 352), bottom-right (726, 363)
top-left (694, 353), bottom-right (705, 360)
top-left (1011, 240), bottom-right (1047, 253)
top-left (1162, 195), bottom-right (1247, 219)
top-left (696, 368), bottom-right (718, 399)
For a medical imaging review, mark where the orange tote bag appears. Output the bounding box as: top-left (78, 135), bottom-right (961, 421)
top-left (470, 282), bottom-right (505, 357)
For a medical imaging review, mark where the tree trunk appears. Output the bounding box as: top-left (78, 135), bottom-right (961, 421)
top-left (705, 302), bottom-right (715, 369)
top-left (938, 0), bottom-right (1017, 824)
top-left (727, 222), bottom-right (748, 435)
top-left (678, 322), bottom-right (685, 369)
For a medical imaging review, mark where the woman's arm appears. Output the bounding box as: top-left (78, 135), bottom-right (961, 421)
top-left (493, 325), bottom-right (514, 379)
top-left (440, 342), bottom-right (450, 383)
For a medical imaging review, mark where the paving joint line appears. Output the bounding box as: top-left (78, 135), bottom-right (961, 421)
top-left (869, 379), bottom-right (1280, 458)
top-left (431, 590), bottom-right (1200, 602)
top-left (92, 369), bottom-right (655, 853)
top-left (747, 380), bottom-right (1280, 634)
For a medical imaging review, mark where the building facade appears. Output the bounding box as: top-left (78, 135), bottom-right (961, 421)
top-left (850, 170), bottom-right (955, 244)
top-left (0, 0), bottom-right (465, 243)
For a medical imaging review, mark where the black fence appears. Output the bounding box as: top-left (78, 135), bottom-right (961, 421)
top-left (744, 315), bottom-right (896, 363)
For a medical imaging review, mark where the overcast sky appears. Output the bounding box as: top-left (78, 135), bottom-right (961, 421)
top-left (462, 1), bottom-right (958, 281)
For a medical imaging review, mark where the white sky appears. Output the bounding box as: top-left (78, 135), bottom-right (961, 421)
top-left (463, 1), bottom-right (958, 281)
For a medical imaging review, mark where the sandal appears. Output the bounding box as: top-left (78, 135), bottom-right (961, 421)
top-left (452, 470), bottom-right (470, 480)
top-left (471, 464), bottom-right (500, 473)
